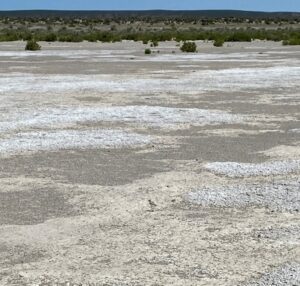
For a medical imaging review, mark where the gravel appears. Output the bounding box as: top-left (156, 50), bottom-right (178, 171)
top-left (204, 160), bottom-right (300, 177)
top-left (186, 180), bottom-right (300, 212)
top-left (253, 225), bottom-right (300, 242)
top-left (244, 262), bottom-right (300, 286)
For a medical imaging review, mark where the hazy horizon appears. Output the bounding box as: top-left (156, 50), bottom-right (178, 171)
top-left (1, 9), bottom-right (300, 13)
top-left (0, 0), bottom-right (299, 12)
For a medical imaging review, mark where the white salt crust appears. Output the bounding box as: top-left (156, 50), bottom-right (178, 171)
top-left (0, 66), bottom-right (299, 95)
top-left (0, 129), bottom-right (152, 155)
top-left (186, 180), bottom-right (300, 212)
top-left (290, 129), bottom-right (300, 133)
top-left (204, 160), bottom-right (300, 177)
top-left (0, 49), bottom-right (298, 63)
top-left (0, 105), bottom-right (243, 133)
top-left (245, 263), bottom-right (300, 286)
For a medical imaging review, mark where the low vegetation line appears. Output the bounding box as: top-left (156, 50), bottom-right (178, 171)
top-left (0, 27), bottom-right (299, 45)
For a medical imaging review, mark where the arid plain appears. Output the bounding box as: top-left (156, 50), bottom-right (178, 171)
top-left (0, 40), bottom-right (299, 285)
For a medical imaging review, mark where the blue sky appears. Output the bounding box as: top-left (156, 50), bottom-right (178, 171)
top-left (0, 0), bottom-right (299, 12)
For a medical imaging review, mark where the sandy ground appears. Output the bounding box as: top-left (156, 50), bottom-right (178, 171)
top-left (0, 40), bottom-right (299, 286)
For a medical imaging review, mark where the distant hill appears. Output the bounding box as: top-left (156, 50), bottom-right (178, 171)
top-left (0, 10), bottom-right (299, 20)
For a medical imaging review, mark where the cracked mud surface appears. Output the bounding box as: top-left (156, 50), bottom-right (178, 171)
top-left (0, 41), bottom-right (299, 285)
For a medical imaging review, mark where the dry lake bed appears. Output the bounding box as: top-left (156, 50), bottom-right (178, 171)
top-left (0, 40), bottom-right (299, 285)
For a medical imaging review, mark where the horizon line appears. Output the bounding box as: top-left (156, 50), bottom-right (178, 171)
top-left (0, 9), bottom-right (299, 13)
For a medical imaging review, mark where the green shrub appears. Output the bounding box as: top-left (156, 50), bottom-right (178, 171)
top-left (145, 48), bottom-right (151, 54)
top-left (25, 40), bottom-right (41, 51)
top-left (44, 33), bottom-right (57, 42)
top-left (227, 32), bottom-right (252, 42)
top-left (282, 40), bottom-right (289, 45)
top-left (213, 38), bottom-right (224, 47)
top-left (283, 38), bottom-right (300, 45)
top-left (150, 40), bottom-right (158, 47)
top-left (58, 34), bottom-right (83, 42)
top-left (180, 41), bottom-right (197, 52)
